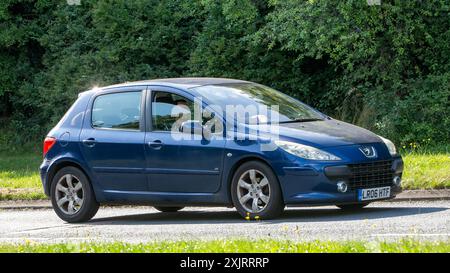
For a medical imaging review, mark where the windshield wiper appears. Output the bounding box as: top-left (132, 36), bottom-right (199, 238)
top-left (279, 118), bottom-right (323, 124)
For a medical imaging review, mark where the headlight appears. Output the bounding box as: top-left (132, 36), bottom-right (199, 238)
top-left (379, 136), bottom-right (397, 156)
top-left (275, 140), bottom-right (341, 161)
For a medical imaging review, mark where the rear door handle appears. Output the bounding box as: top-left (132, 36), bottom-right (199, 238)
top-left (148, 140), bottom-right (163, 150)
top-left (82, 138), bottom-right (96, 147)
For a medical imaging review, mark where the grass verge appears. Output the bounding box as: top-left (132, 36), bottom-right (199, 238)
top-left (0, 149), bottom-right (449, 200)
top-left (0, 153), bottom-right (46, 200)
top-left (0, 239), bottom-right (449, 253)
top-left (402, 153), bottom-right (450, 189)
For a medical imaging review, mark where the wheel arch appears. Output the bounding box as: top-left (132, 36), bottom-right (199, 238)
top-left (46, 159), bottom-right (92, 197)
top-left (226, 155), bottom-right (283, 204)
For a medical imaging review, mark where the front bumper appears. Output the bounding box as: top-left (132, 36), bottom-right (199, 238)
top-left (281, 157), bottom-right (403, 205)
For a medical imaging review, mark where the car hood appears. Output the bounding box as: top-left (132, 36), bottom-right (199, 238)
top-left (249, 119), bottom-right (382, 148)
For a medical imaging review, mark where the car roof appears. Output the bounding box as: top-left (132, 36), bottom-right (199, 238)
top-left (88, 77), bottom-right (250, 92)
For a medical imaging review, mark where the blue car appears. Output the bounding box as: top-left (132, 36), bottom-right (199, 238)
top-left (40, 78), bottom-right (403, 223)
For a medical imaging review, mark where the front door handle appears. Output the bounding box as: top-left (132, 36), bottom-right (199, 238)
top-left (148, 140), bottom-right (163, 150)
top-left (82, 138), bottom-right (96, 147)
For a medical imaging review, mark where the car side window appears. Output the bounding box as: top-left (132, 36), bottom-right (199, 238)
top-left (151, 91), bottom-right (196, 132)
top-left (92, 91), bottom-right (142, 130)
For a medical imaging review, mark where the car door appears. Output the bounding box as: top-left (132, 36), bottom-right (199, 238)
top-left (145, 87), bottom-right (226, 193)
top-left (79, 87), bottom-right (148, 192)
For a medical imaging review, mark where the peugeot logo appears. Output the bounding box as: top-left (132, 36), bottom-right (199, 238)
top-left (359, 146), bottom-right (377, 158)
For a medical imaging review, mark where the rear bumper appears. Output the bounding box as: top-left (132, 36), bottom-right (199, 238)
top-left (39, 159), bottom-right (51, 197)
top-left (280, 157), bottom-right (403, 205)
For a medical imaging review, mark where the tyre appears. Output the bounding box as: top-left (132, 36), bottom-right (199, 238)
top-left (50, 166), bottom-right (99, 223)
top-left (336, 203), bottom-right (369, 210)
top-left (231, 161), bottom-right (284, 220)
top-left (154, 206), bottom-right (184, 212)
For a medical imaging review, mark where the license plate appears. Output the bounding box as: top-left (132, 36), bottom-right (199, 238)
top-left (358, 186), bottom-right (391, 201)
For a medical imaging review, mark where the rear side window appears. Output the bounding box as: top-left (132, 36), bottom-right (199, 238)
top-left (92, 92), bottom-right (142, 130)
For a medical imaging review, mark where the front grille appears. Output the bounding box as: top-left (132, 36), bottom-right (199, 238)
top-left (347, 160), bottom-right (394, 190)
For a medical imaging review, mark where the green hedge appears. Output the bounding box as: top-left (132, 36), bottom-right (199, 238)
top-left (0, 0), bottom-right (449, 147)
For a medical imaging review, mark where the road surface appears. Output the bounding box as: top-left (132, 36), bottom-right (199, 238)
top-left (0, 201), bottom-right (449, 243)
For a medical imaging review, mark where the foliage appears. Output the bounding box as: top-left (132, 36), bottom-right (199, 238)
top-left (384, 73), bottom-right (450, 145)
top-left (0, 0), bottom-right (449, 145)
top-left (258, 0), bottom-right (450, 141)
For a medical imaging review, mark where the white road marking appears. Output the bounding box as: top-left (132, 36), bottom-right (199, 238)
top-left (371, 233), bottom-right (450, 237)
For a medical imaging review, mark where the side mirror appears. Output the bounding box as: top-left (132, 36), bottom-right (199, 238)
top-left (203, 110), bottom-right (215, 120)
top-left (202, 124), bottom-right (211, 140)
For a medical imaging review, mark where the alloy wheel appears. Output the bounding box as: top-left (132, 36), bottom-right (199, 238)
top-left (236, 169), bottom-right (271, 213)
top-left (55, 174), bottom-right (84, 215)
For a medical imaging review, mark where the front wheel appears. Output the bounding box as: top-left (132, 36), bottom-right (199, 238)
top-left (50, 166), bottom-right (99, 223)
top-left (231, 161), bottom-right (284, 220)
top-left (336, 203), bottom-right (369, 210)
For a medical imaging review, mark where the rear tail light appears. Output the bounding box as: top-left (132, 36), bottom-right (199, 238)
top-left (43, 137), bottom-right (57, 157)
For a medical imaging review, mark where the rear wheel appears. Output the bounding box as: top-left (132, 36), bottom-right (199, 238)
top-left (154, 206), bottom-right (184, 212)
top-left (231, 161), bottom-right (284, 220)
top-left (50, 166), bottom-right (99, 223)
top-left (337, 203), bottom-right (369, 210)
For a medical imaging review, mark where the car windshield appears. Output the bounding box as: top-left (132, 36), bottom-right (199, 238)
top-left (192, 83), bottom-right (325, 124)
